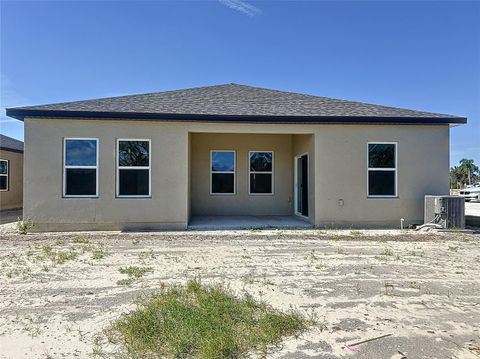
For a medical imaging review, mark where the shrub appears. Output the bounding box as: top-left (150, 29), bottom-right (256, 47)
top-left (16, 218), bottom-right (33, 235)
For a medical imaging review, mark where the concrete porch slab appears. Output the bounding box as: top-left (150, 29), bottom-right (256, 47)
top-left (188, 215), bottom-right (312, 230)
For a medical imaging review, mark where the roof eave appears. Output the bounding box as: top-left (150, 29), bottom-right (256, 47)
top-left (6, 108), bottom-right (468, 125)
top-left (0, 147), bottom-right (24, 154)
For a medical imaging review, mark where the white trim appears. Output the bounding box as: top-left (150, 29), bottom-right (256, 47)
top-left (367, 142), bottom-right (398, 198)
top-left (116, 138), bottom-right (151, 198)
top-left (63, 138), bottom-right (99, 198)
top-left (294, 152), bottom-right (309, 218)
top-left (210, 150), bottom-right (236, 195)
top-left (0, 159), bottom-right (8, 192)
top-left (248, 150), bottom-right (274, 195)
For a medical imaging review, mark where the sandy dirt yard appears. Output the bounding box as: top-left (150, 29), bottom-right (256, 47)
top-left (0, 225), bottom-right (479, 359)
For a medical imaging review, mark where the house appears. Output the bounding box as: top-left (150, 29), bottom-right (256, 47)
top-left (6, 84), bottom-right (466, 231)
top-left (0, 134), bottom-right (24, 210)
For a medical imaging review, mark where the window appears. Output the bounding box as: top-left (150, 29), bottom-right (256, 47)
top-left (63, 138), bottom-right (98, 197)
top-left (117, 139), bottom-right (151, 197)
top-left (210, 151), bottom-right (235, 194)
top-left (249, 151), bottom-right (274, 195)
top-left (0, 159), bottom-right (8, 191)
top-left (367, 142), bottom-right (397, 197)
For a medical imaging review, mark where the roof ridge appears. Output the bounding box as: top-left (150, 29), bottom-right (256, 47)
top-left (14, 83), bottom-right (238, 110)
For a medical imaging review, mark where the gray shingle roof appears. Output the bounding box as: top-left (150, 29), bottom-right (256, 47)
top-left (6, 84), bottom-right (466, 124)
top-left (0, 134), bottom-right (24, 153)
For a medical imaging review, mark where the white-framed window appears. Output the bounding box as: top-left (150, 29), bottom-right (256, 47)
top-left (63, 138), bottom-right (98, 198)
top-left (367, 142), bottom-right (397, 198)
top-left (0, 159), bottom-right (8, 192)
top-left (249, 151), bottom-right (274, 195)
top-left (116, 139), bottom-right (151, 198)
top-left (210, 150), bottom-right (236, 195)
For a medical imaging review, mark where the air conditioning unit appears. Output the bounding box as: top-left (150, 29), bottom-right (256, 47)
top-left (424, 195), bottom-right (465, 229)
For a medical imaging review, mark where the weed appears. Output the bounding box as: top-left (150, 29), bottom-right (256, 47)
top-left (306, 249), bottom-right (318, 261)
top-left (16, 218), bottom-right (33, 235)
top-left (40, 245), bottom-right (78, 265)
top-left (117, 278), bottom-right (135, 286)
top-left (105, 279), bottom-right (311, 358)
top-left (91, 248), bottom-right (107, 260)
top-left (384, 282), bottom-right (395, 296)
top-left (448, 245), bottom-right (459, 252)
top-left (349, 230), bottom-right (363, 237)
top-left (117, 266), bottom-right (152, 286)
top-left (72, 237), bottom-right (90, 244)
top-left (55, 239), bottom-right (65, 246)
top-left (6, 267), bottom-right (31, 278)
top-left (138, 250), bottom-right (155, 262)
top-left (55, 250), bottom-right (78, 265)
top-left (119, 266), bottom-right (152, 278)
top-left (380, 248), bottom-right (394, 256)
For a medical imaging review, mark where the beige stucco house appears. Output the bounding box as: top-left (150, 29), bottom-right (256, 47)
top-left (0, 134), bottom-right (24, 210)
top-left (6, 84), bottom-right (466, 231)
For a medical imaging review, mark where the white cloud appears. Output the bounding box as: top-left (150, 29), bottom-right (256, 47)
top-left (218, 0), bottom-right (262, 16)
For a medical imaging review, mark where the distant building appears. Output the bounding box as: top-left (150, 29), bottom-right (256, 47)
top-left (0, 134), bottom-right (24, 210)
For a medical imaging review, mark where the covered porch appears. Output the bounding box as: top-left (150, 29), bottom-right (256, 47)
top-left (187, 132), bottom-right (315, 228)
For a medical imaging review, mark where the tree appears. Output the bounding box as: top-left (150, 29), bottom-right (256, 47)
top-left (450, 158), bottom-right (480, 189)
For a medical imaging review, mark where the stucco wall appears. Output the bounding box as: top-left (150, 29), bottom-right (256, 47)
top-left (312, 125), bottom-right (450, 227)
top-left (23, 118), bottom-right (450, 230)
top-left (190, 133), bottom-right (293, 216)
top-left (0, 150), bottom-right (23, 210)
top-left (23, 118), bottom-right (189, 231)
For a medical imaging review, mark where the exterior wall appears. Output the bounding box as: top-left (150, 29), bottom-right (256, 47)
top-left (0, 150), bottom-right (23, 210)
top-left (23, 117), bottom-right (450, 230)
top-left (190, 133), bottom-right (293, 216)
top-left (312, 125), bottom-right (450, 227)
top-left (23, 118), bottom-right (189, 231)
top-left (292, 134), bottom-right (315, 223)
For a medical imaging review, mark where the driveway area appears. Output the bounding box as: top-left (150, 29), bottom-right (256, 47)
top-left (0, 226), bottom-right (479, 359)
top-left (466, 201), bottom-right (480, 217)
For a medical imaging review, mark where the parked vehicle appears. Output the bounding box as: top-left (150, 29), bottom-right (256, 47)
top-left (459, 183), bottom-right (480, 201)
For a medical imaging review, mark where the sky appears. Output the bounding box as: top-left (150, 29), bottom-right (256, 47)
top-left (1, 0), bottom-right (479, 166)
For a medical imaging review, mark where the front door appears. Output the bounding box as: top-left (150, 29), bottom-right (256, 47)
top-left (295, 154), bottom-right (309, 217)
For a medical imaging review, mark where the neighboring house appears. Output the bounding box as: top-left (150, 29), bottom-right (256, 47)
top-left (6, 84), bottom-right (466, 231)
top-left (0, 134), bottom-right (24, 210)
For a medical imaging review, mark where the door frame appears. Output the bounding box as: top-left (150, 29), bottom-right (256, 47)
top-left (294, 152), bottom-right (309, 218)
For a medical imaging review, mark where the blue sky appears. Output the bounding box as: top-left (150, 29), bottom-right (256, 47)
top-left (1, 0), bottom-right (479, 165)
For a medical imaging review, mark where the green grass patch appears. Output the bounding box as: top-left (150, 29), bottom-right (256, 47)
top-left (119, 266), bottom-right (152, 278)
top-left (91, 248), bottom-right (107, 260)
top-left (105, 279), bottom-right (311, 358)
top-left (116, 266), bottom-right (152, 286)
top-left (40, 245), bottom-right (78, 265)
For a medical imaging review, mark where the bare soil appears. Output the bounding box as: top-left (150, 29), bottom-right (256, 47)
top-left (0, 226), bottom-right (479, 359)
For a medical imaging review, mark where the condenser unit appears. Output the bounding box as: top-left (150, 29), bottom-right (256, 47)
top-left (424, 195), bottom-right (465, 229)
